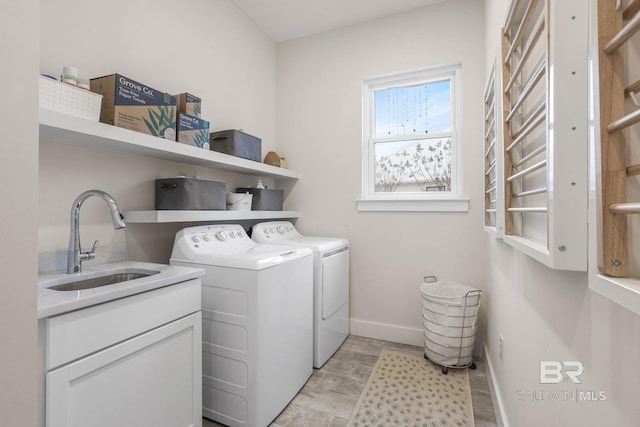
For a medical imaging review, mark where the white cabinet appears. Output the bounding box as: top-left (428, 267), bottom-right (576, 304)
top-left (43, 279), bottom-right (202, 427)
top-left (46, 314), bottom-right (200, 427)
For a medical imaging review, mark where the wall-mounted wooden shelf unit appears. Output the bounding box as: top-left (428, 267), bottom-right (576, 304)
top-left (595, 0), bottom-right (640, 277)
top-left (484, 60), bottom-right (505, 236)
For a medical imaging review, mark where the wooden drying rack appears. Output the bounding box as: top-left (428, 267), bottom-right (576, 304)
top-left (484, 66), bottom-right (498, 229)
top-left (597, 0), bottom-right (640, 277)
top-left (487, 0), bottom-right (587, 271)
top-left (502, 0), bottom-right (548, 235)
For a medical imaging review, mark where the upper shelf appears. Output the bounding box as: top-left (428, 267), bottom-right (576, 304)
top-left (123, 210), bottom-right (300, 223)
top-left (38, 109), bottom-right (300, 180)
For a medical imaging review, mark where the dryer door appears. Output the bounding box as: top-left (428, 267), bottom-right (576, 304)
top-left (321, 247), bottom-right (349, 319)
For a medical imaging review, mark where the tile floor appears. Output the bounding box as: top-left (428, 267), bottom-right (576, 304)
top-left (203, 335), bottom-right (501, 427)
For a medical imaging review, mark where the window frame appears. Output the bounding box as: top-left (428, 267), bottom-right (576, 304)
top-left (358, 64), bottom-right (469, 212)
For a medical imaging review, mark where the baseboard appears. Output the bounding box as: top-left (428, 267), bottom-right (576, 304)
top-left (349, 318), bottom-right (424, 346)
top-left (349, 318), bottom-right (485, 357)
top-left (483, 343), bottom-right (509, 427)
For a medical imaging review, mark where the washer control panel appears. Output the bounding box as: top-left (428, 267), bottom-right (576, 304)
top-left (251, 221), bottom-right (301, 242)
top-left (173, 224), bottom-right (253, 257)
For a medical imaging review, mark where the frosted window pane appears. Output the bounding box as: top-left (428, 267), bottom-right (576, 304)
top-left (374, 137), bottom-right (451, 193)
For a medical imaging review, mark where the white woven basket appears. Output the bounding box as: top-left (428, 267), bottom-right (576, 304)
top-left (39, 76), bottom-right (102, 121)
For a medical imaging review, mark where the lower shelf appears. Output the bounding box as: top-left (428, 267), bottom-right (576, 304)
top-left (123, 210), bottom-right (300, 223)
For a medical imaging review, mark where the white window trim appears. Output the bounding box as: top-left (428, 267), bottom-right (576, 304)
top-left (356, 197), bottom-right (470, 212)
top-left (359, 64), bottom-right (468, 212)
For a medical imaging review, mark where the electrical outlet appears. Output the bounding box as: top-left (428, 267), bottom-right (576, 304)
top-left (499, 334), bottom-right (504, 364)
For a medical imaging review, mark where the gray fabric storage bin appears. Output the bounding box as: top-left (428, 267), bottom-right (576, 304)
top-left (210, 130), bottom-right (262, 162)
top-left (156, 178), bottom-right (226, 210)
top-left (236, 187), bottom-right (283, 211)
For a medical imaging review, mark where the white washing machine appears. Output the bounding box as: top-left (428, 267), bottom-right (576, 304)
top-left (170, 224), bottom-right (313, 427)
top-left (251, 221), bottom-right (349, 368)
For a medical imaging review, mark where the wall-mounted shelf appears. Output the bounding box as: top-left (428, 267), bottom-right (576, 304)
top-left (124, 210), bottom-right (300, 223)
top-left (38, 109), bottom-right (300, 181)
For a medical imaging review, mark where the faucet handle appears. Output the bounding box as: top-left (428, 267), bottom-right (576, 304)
top-left (80, 240), bottom-right (99, 262)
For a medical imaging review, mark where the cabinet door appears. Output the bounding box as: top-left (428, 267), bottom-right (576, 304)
top-left (46, 312), bottom-right (202, 427)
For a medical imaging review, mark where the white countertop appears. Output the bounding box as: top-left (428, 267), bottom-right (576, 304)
top-left (37, 261), bottom-right (204, 319)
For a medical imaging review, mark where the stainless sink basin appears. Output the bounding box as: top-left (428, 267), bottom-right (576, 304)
top-left (48, 269), bottom-right (161, 291)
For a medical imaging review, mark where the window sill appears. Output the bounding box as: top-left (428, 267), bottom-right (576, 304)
top-left (356, 196), bottom-right (469, 212)
top-left (590, 274), bottom-right (640, 316)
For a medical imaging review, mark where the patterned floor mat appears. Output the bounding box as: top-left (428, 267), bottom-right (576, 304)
top-left (347, 350), bottom-right (474, 427)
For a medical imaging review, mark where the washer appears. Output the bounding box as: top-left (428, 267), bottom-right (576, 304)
top-left (251, 221), bottom-right (349, 368)
top-left (170, 224), bottom-right (313, 427)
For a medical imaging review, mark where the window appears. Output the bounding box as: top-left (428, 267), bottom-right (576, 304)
top-left (359, 65), bottom-right (468, 212)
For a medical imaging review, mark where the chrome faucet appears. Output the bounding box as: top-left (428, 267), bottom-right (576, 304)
top-left (67, 190), bottom-right (126, 273)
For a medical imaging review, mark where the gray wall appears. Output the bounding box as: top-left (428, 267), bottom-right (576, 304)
top-left (0, 1), bottom-right (39, 426)
top-left (276, 0), bottom-right (487, 346)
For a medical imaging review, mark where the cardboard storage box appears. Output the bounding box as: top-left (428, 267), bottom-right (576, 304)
top-left (176, 93), bottom-right (201, 117)
top-left (177, 113), bottom-right (210, 149)
top-left (90, 73), bottom-right (176, 140)
top-left (210, 130), bottom-right (261, 162)
top-left (156, 178), bottom-right (226, 210)
top-left (236, 187), bottom-right (283, 211)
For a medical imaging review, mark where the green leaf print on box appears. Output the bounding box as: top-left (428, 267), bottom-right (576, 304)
top-left (193, 129), bottom-right (209, 149)
top-left (192, 102), bottom-right (201, 117)
top-left (143, 105), bottom-right (176, 138)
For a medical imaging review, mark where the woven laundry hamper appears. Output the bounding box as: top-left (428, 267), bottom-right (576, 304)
top-left (420, 276), bottom-right (481, 374)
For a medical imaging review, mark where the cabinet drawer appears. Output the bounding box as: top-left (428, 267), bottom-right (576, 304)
top-left (46, 278), bottom-right (200, 370)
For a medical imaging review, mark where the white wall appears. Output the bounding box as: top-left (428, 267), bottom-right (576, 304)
top-left (276, 0), bottom-right (487, 346)
top-left (483, 1), bottom-right (640, 426)
top-left (39, 0), bottom-right (277, 264)
top-left (0, 1), bottom-right (39, 426)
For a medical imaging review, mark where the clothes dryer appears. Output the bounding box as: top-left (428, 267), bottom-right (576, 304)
top-left (170, 224), bottom-right (313, 427)
top-left (251, 221), bottom-right (349, 368)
